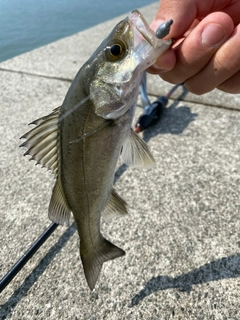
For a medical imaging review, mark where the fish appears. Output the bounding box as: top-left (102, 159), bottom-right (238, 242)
top-left (20, 10), bottom-right (172, 290)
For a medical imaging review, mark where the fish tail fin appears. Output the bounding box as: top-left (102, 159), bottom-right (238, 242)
top-left (80, 238), bottom-right (125, 290)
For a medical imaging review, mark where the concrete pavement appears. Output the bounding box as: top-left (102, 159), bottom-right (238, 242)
top-left (0, 2), bottom-right (239, 319)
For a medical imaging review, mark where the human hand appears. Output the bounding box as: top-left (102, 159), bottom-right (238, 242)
top-left (149, 0), bottom-right (240, 94)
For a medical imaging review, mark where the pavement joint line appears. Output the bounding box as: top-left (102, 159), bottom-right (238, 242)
top-left (180, 98), bottom-right (240, 112)
top-left (0, 67), bottom-right (72, 83)
top-left (1, 67), bottom-right (239, 113)
top-left (150, 94), bottom-right (240, 112)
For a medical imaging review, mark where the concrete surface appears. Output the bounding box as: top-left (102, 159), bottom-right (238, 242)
top-left (0, 2), bottom-right (239, 319)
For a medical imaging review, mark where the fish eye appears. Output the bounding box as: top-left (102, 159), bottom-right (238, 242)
top-left (110, 44), bottom-right (122, 56)
top-left (105, 41), bottom-right (127, 61)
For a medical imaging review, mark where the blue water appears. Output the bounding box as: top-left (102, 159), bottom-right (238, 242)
top-left (0, 0), bottom-right (155, 62)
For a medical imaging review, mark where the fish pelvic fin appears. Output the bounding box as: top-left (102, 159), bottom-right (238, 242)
top-left (20, 107), bottom-right (60, 175)
top-left (80, 238), bottom-right (125, 290)
top-left (103, 188), bottom-right (128, 220)
top-left (122, 128), bottom-right (155, 168)
top-left (48, 179), bottom-right (71, 226)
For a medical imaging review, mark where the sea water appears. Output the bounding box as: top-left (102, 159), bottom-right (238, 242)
top-left (0, 0), bottom-right (155, 62)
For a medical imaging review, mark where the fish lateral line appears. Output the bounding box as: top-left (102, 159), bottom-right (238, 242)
top-left (69, 120), bottom-right (114, 144)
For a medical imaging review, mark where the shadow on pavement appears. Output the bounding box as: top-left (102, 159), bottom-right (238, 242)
top-left (143, 86), bottom-right (197, 142)
top-left (115, 86), bottom-right (197, 182)
top-left (130, 254), bottom-right (240, 307)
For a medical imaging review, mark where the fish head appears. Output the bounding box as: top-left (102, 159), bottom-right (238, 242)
top-left (88, 10), bottom-right (172, 119)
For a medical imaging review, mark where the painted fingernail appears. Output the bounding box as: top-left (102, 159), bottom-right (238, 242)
top-left (201, 24), bottom-right (226, 47)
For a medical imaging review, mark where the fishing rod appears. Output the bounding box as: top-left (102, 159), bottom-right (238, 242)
top-left (0, 222), bottom-right (58, 293)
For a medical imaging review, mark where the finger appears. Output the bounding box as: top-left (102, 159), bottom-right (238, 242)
top-left (154, 0), bottom-right (239, 39)
top-left (217, 70), bottom-right (240, 94)
top-left (221, 3), bottom-right (240, 26)
top-left (154, 0), bottom-right (198, 39)
top-left (185, 24), bottom-right (240, 94)
top-left (160, 12), bottom-right (234, 84)
top-left (147, 48), bottom-right (176, 74)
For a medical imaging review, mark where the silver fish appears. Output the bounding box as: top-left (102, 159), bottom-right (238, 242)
top-left (20, 10), bottom-right (172, 290)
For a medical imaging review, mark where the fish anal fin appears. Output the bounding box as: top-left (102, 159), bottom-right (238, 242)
top-left (80, 238), bottom-right (125, 290)
top-left (48, 179), bottom-right (71, 226)
top-left (122, 128), bottom-right (155, 168)
top-left (103, 189), bottom-right (128, 220)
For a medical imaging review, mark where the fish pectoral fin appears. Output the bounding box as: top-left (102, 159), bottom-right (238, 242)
top-left (48, 179), bottom-right (71, 226)
top-left (122, 128), bottom-right (155, 167)
top-left (103, 189), bottom-right (128, 220)
top-left (80, 238), bottom-right (125, 290)
top-left (20, 107), bottom-right (60, 175)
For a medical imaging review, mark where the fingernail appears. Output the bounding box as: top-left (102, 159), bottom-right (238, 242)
top-left (150, 19), bottom-right (165, 32)
top-left (152, 63), bottom-right (166, 72)
top-left (201, 23), bottom-right (226, 47)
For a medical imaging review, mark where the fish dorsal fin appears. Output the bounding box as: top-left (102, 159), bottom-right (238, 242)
top-left (20, 107), bottom-right (60, 175)
top-left (122, 128), bottom-right (155, 167)
top-left (48, 179), bottom-right (71, 226)
top-left (103, 189), bottom-right (128, 220)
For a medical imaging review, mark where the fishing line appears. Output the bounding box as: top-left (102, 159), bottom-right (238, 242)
top-left (69, 120), bottom-right (113, 144)
top-left (57, 94), bottom-right (92, 123)
top-left (57, 86), bottom-right (102, 124)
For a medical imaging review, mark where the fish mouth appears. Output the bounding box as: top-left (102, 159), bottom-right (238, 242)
top-left (128, 10), bottom-right (156, 47)
top-left (128, 10), bottom-right (171, 68)
top-left (136, 28), bottom-right (153, 46)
